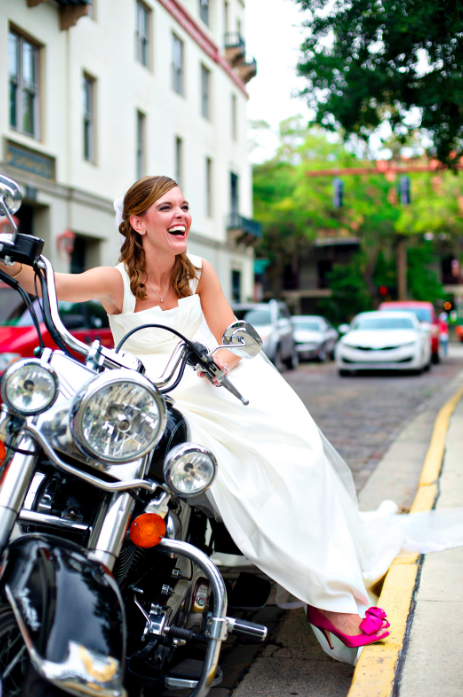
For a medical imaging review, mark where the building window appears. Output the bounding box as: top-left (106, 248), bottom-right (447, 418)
top-left (224, 1), bottom-right (229, 33)
top-left (231, 269), bottom-right (241, 302)
top-left (135, 1), bottom-right (150, 67)
top-left (83, 74), bottom-right (95, 162)
top-left (201, 64), bottom-right (210, 119)
top-left (230, 171), bottom-right (239, 215)
top-left (231, 93), bottom-right (237, 140)
top-left (172, 34), bottom-right (184, 95)
top-left (136, 111), bottom-right (145, 179)
top-left (175, 137), bottom-right (183, 187)
top-left (8, 30), bottom-right (40, 139)
top-left (206, 157), bottom-right (212, 217)
top-left (199, 0), bottom-right (210, 26)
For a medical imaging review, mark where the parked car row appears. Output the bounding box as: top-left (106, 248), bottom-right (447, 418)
top-left (0, 283), bottom-right (444, 379)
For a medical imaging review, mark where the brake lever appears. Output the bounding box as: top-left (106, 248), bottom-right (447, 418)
top-left (187, 344), bottom-right (249, 406)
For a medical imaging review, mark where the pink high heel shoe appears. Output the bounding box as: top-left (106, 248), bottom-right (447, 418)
top-left (307, 605), bottom-right (390, 649)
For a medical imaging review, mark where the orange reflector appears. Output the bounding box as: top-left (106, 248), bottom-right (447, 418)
top-left (0, 441), bottom-right (5, 466)
top-left (130, 513), bottom-right (166, 548)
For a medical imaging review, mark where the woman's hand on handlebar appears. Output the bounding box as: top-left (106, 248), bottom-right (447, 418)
top-left (197, 350), bottom-right (240, 386)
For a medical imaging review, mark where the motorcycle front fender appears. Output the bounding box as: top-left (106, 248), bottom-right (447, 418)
top-left (1, 533), bottom-right (126, 697)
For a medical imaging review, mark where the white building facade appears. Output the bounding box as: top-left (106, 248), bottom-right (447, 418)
top-left (0, 0), bottom-right (260, 301)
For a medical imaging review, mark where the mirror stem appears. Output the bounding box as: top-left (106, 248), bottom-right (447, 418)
top-left (0, 195), bottom-right (18, 240)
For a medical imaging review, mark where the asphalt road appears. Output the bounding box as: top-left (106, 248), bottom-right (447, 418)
top-left (207, 343), bottom-right (463, 697)
top-left (285, 344), bottom-right (463, 492)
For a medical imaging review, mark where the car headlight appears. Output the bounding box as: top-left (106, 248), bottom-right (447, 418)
top-left (0, 353), bottom-right (22, 372)
top-left (1, 359), bottom-right (58, 415)
top-left (163, 443), bottom-right (217, 497)
top-left (70, 369), bottom-right (166, 463)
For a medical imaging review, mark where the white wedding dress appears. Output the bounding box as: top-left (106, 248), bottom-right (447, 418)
top-left (109, 254), bottom-right (463, 665)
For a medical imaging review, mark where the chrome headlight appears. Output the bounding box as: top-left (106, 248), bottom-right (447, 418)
top-left (164, 443), bottom-right (217, 497)
top-left (70, 369), bottom-right (166, 463)
top-left (1, 359), bottom-right (58, 415)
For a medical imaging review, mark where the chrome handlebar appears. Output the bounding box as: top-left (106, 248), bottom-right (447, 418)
top-left (36, 256), bottom-right (144, 373)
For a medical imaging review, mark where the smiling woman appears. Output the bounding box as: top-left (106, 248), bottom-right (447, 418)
top-left (118, 176), bottom-right (197, 303)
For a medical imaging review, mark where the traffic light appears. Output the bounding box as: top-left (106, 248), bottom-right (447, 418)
top-left (333, 178), bottom-right (344, 208)
top-left (399, 175), bottom-right (411, 205)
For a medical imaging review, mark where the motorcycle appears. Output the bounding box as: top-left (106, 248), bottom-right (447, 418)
top-left (0, 174), bottom-right (269, 697)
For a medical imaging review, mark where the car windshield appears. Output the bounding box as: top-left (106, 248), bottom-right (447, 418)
top-left (353, 317), bottom-right (415, 330)
top-left (382, 307), bottom-right (432, 323)
top-left (243, 310), bottom-right (271, 326)
top-left (292, 320), bottom-right (322, 331)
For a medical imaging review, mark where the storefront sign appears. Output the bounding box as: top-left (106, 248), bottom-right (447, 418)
top-left (5, 141), bottom-right (55, 180)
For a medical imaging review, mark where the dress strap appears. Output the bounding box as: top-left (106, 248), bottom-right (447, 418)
top-left (114, 262), bottom-right (136, 314)
top-left (186, 252), bottom-right (202, 295)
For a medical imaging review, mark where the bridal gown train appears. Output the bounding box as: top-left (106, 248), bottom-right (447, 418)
top-left (109, 254), bottom-right (463, 665)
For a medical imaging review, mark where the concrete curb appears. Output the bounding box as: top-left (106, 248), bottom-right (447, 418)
top-left (347, 382), bottom-right (463, 697)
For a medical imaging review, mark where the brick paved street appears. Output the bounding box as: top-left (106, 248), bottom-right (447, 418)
top-left (208, 344), bottom-right (463, 697)
top-left (284, 345), bottom-right (463, 493)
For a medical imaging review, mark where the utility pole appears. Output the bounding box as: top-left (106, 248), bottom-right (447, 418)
top-left (396, 236), bottom-right (407, 301)
top-left (396, 176), bottom-right (411, 300)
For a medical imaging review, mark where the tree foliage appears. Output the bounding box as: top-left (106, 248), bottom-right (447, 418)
top-left (295, 0), bottom-right (463, 165)
top-left (252, 120), bottom-right (463, 319)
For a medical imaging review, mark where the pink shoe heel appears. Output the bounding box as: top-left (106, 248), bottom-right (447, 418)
top-left (307, 605), bottom-right (390, 649)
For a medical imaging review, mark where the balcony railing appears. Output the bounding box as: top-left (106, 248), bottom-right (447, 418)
top-left (237, 57), bottom-right (257, 84)
top-left (224, 32), bottom-right (245, 50)
top-left (224, 32), bottom-right (246, 67)
top-left (226, 213), bottom-right (262, 246)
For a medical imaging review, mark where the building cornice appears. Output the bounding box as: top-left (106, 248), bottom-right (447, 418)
top-left (157, 0), bottom-right (249, 98)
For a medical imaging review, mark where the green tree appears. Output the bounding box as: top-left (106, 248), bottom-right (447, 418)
top-left (253, 121), bottom-right (463, 317)
top-left (295, 0), bottom-right (463, 166)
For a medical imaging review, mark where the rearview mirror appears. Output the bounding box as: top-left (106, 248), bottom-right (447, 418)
top-left (0, 174), bottom-right (22, 237)
top-left (338, 324), bottom-right (350, 334)
top-left (209, 321), bottom-right (263, 359)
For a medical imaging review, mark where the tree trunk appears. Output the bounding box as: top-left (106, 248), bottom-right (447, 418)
top-left (396, 236), bottom-right (407, 300)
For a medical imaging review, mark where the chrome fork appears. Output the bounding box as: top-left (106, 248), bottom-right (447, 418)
top-left (0, 434), bottom-right (38, 553)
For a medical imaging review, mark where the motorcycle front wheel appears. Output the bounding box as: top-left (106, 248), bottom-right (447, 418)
top-left (0, 605), bottom-right (65, 697)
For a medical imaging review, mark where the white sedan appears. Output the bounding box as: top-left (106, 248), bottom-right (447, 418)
top-left (335, 311), bottom-right (431, 376)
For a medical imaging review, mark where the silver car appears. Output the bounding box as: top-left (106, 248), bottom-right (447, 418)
top-left (291, 315), bottom-right (339, 361)
top-left (231, 300), bottom-right (298, 370)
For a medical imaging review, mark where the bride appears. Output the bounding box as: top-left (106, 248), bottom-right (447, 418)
top-left (4, 173), bottom-right (433, 663)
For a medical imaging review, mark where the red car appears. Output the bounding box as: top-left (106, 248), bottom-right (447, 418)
top-left (0, 283), bottom-right (114, 375)
top-left (378, 301), bottom-right (440, 363)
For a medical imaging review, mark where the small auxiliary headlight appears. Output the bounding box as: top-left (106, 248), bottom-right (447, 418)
top-left (1, 359), bottom-right (58, 416)
top-left (163, 443), bottom-right (217, 497)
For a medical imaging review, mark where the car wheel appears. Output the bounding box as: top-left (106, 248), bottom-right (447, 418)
top-left (339, 369), bottom-right (352, 377)
top-left (273, 346), bottom-right (284, 372)
top-left (432, 352), bottom-right (440, 364)
top-left (284, 348), bottom-right (299, 370)
top-left (317, 346), bottom-right (326, 363)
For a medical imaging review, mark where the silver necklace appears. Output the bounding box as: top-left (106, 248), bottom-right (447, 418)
top-left (146, 278), bottom-right (171, 303)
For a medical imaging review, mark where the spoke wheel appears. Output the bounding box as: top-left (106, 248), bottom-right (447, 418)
top-left (0, 605), bottom-right (65, 697)
top-left (0, 606), bottom-right (29, 696)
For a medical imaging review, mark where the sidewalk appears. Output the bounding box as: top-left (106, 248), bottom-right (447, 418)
top-left (398, 397), bottom-right (463, 696)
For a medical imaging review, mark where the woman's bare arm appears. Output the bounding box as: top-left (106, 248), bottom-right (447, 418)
top-left (197, 259), bottom-right (241, 371)
top-left (0, 261), bottom-right (124, 315)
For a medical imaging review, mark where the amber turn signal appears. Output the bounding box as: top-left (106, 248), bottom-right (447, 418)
top-left (0, 440), bottom-right (6, 466)
top-left (130, 513), bottom-right (166, 548)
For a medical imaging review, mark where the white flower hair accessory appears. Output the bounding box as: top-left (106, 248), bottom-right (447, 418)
top-left (113, 197), bottom-right (124, 230)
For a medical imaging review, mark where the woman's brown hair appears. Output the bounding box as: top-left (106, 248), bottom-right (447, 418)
top-left (118, 175), bottom-right (199, 300)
